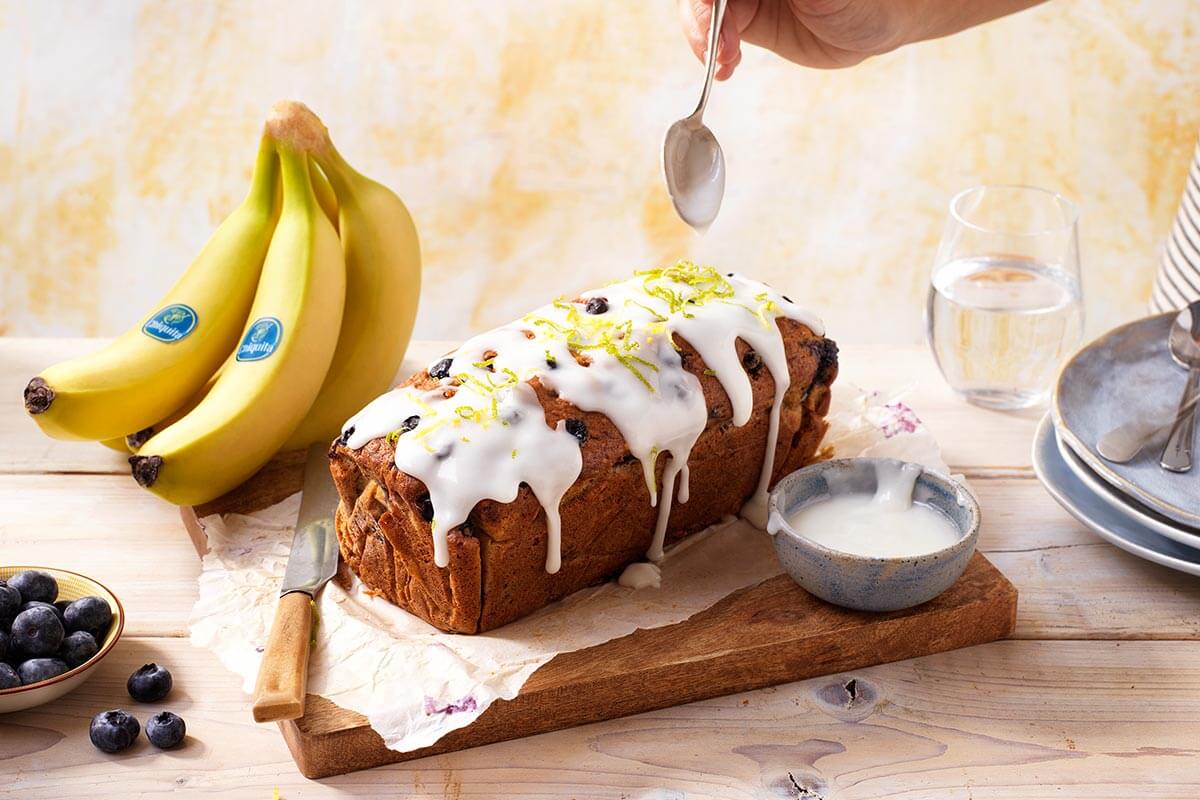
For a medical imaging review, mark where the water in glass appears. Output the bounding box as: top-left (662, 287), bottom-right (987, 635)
top-left (928, 254), bottom-right (1082, 409)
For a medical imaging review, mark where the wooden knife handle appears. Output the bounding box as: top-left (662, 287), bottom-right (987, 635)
top-left (252, 591), bottom-right (313, 723)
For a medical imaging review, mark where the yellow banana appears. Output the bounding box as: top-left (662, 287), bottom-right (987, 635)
top-left (99, 437), bottom-right (130, 453)
top-left (310, 159), bottom-right (339, 232)
top-left (23, 136), bottom-right (280, 441)
top-left (24, 135), bottom-right (278, 441)
top-left (129, 132), bottom-right (346, 505)
top-left (278, 101), bottom-right (421, 450)
top-left (123, 368), bottom-right (221, 452)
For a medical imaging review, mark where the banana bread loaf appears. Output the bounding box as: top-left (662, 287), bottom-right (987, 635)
top-left (328, 262), bottom-right (837, 633)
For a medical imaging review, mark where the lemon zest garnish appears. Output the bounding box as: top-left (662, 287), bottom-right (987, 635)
top-left (625, 298), bottom-right (668, 322)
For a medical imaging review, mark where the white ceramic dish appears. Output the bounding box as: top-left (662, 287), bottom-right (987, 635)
top-left (0, 567), bottom-right (124, 714)
top-left (1032, 415), bottom-right (1200, 577)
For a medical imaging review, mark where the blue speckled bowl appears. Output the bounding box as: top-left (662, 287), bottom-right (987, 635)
top-left (766, 458), bottom-right (980, 612)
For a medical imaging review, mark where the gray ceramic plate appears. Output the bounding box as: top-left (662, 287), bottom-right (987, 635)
top-left (1054, 429), bottom-right (1200, 550)
top-left (1033, 415), bottom-right (1200, 577)
top-left (1053, 313), bottom-right (1199, 528)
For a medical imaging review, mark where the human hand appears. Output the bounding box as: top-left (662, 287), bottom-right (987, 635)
top-left (677, 0), bottom-right (1048, 77)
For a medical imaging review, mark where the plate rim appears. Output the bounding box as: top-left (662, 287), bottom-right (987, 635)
top-left (1054, 429), bottom-right (1200, 548)
top-left (1051, 312), bottom-right (1199, 528)
top-left (1032, 414), bottom-right (1200, 577)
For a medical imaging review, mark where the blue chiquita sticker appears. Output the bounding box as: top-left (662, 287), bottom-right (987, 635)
top-left (236, 317), bottom-right (283, 362)
top-left (141, 303), bottom-right (198, 342)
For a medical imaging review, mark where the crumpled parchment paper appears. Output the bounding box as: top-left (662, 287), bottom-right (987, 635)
top-left (189, 385), bottom-right (956, 753)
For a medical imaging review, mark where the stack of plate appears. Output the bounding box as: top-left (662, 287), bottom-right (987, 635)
top-left (1034, 313), bottom-right (1200, 576)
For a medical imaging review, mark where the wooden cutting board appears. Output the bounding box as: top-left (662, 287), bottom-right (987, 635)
top-left (182, 453), bottom-right (1017, 780)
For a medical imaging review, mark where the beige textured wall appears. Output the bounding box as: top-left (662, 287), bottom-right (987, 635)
top-left (1, 1), bottom-right (1197, 345)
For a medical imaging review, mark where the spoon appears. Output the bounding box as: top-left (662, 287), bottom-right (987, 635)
top-left (1159, 301), bottom-right (1200, 473)
top-left (662, 0), bottom-right (727, 230)
top-left (1098, 392), bottom-right (1200, 463)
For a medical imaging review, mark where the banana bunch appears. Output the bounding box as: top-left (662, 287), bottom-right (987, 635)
top-left (24, 101), bottom-right (421, 506)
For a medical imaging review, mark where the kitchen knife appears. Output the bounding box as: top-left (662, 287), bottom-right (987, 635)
top-left (251, 443), bottom-right (341, 723)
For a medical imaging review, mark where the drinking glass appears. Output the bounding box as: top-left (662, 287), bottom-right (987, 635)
top-left (925, 185), bottom-right (1083, 410)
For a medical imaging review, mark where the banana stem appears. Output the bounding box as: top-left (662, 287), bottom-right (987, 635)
top-left (276, 143), bottom-right (316, 212)
top-left (244, 134), bottom-right (281, 209)
top-left (264, 100), bottom-right (363, 200)
top-left (265, 101), bottom-right (332, 157)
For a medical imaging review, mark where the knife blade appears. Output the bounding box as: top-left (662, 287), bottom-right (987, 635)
top-left (252, 443), bottom-right (341, 723)
top-left (281, 444), bottom-right (341, 595)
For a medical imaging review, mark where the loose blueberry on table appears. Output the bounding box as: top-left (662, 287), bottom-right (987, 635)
top-left (145, 711), bottom-right (186, 749)
top-left (127, 663), bottom-right (173, 702)
top-left (9, 570), bottom-right (58, 604)
top-left (89, 709), bottom-right (141, 753)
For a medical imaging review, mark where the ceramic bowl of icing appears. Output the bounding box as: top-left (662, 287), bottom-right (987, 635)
top-left (0, 566), bottom-right (124, 714)
top-left (766, 458), bottom-right (980, 612)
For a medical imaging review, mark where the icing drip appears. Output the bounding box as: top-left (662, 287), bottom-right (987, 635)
top-left (342, 260), bottom-right (824, 573)
top-left (618, 562), bottom-right (662, 589)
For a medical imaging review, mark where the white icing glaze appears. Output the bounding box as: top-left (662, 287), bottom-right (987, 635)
top-left (618, 561), bottom-right (662, 589)
top-left (342, 261), bottom-right (823, 573)
top-left (779, 461), bottom-right (961, 558)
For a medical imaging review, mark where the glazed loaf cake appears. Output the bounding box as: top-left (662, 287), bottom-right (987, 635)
top-left (329, 262), bottom-right (838, 634)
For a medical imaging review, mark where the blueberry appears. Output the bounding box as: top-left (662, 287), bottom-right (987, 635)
top-left (89, 709), bottom-right (140, 753)
top-left (9, 570), bottom-right (57, 604)
top-left (741, 349), bottom-right (763, 375)
top-left (54, 600), bottom-right (72, 616)
top-left (584, 297), bottom-right (608, 315)
top-left (415, 493), bottom-right (434, 522)
top-left (17, 657), bottom-right (69, 685)
top-left (22, 600), bottom-right (64, 624)
top-left (145, 711), bottom-right (186, 749)
top-left (0, 630), bottom-right (7, 662)
top-left (0, 582), bottom-right (20, 619)
top-left (0, 662), bottom-right (18, 689)
top-left (64, 596), bottom-right (112, 637)
top-left (127, 663), bottom-right (172, 703)
top-left (58, 630), bottom-right (98, 668)
top-left (429, 358), bottom-right (453, 380)
top-left (11, 606), bottom-right (64, 657)
top-left (565, 419), bottom-right (588, 444)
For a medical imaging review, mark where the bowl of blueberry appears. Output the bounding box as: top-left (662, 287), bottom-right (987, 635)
top-left (0, 566), bottom-right (124, 714)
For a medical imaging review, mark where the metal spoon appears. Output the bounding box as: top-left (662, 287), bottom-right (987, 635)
top-left (1159, 301), bottom-right (1200, 472)
top-left (1098, 392), bottom-right (1200, 463)
top-left (662, 0), bottom-right (727, 231)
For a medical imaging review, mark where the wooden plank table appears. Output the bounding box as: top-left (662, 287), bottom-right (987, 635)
top-left (2, 337), bottom-right (1198, 798)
